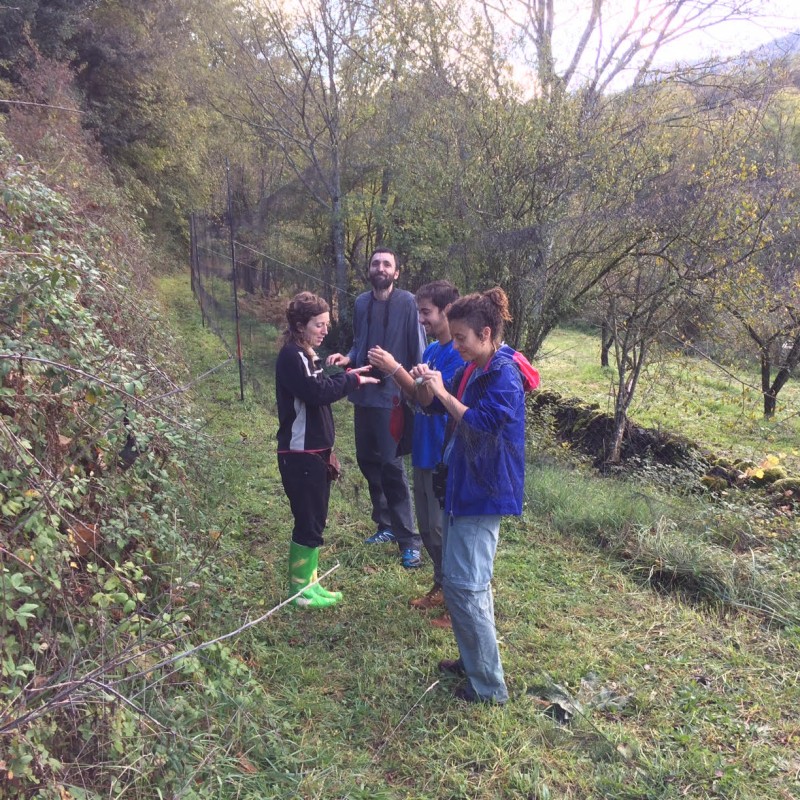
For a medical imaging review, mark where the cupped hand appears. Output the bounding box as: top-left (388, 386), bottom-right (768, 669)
top-left (409, 363), bottom-right (430, 381)
top-left (367, 346), bottom-right (397, 374)
top-left (420, 369), bottom-right (445, 397)
top-left (326, 353), bottom-right (350, 367)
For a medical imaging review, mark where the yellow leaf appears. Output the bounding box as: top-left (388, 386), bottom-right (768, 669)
top-left (754, 469), bottom-right (764, 479)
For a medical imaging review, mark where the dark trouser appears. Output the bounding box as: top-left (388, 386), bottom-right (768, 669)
top-left (354, 405), bottom-right (421, 551)
top-left (413, 466), bottom-right (443, 584)
top-left (278, 451), bottom-right (330, 548)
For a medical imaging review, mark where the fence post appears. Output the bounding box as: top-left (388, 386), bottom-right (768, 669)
top-left (189, 211), bottom-right (195, 297)
top-left (189, 213), bottom-right (206, 328)
top-left (226, 158), bottom-right (246, 402)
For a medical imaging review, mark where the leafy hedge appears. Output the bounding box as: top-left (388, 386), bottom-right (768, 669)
top-left (0, 132), bottom-right (263, 798)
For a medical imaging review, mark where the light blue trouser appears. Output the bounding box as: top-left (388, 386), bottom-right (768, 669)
top-left (441, 513), bottom-right (508, 703)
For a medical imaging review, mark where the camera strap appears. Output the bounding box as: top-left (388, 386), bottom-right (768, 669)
top-left (455, 362), bottom-right (478, 402)
top-left (440, 361), bottom-right (478, 461)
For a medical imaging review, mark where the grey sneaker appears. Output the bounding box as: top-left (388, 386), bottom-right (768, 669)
top-left (364, 528), bottom-right (396, 544)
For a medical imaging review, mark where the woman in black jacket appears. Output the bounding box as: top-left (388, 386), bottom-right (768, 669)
top-left (275, 292), bottom-right (377, 608)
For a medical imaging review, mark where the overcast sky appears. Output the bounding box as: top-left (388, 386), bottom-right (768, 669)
top-left (527, 0), bottom-right (800, 91)
top-left (637, 0), bottom-right (799, 66)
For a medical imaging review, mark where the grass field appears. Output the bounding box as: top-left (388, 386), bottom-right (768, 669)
top-left (539, 326), bottom-right (800, 475)
top-left (158, 277), bottom-right (800, 800)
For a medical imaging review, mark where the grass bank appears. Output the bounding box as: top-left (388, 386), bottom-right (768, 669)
top-left (540, 326), bottom-right (800, 475)
top-left (158, 276), bottom-right (800, 800)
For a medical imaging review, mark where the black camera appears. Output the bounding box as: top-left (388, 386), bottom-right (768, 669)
top-left (362, 365), bottom-right (385, 385)
top-left (432, 462), bottom-right (448, 506)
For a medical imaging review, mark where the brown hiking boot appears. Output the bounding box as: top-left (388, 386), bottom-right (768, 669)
top-left (438, 657), bottom-right (465, 675)
top-left (430, 612), bottom-right (452, 629)
top-left (409, 584), bottom-right (444, 610)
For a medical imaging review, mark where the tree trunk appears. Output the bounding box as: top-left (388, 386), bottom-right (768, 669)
top-left (761, 350), bottom-right (774, 418)
top-left (600, 320), bottom-right (612, 367)
top-left (376, 166), bottom-right (391, 248)
top-left (766, 366), bottom-right (794, 418)
top-left (332, 194), bottom-right (348, 326)
top-left (260, 258), bottom-right (270, 295)
top-left (608, 411), bottom-right (627, 464)
top-left (765, 337), bottom-right (800, 417)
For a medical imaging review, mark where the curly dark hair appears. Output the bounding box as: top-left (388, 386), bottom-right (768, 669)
top-left (446, 287), bottom-right (512, 344)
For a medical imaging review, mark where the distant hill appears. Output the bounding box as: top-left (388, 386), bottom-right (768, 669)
top-left (750, 30), bottom-right (800, 61)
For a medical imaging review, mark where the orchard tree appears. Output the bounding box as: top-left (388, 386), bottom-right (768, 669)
top-left (709, 88), bottom-right (800, 417)
top-left (587, 65), bottom-right (787, 459)
top-left (207, 0), bottom-right (394, 321)
top-left (444, 0), bottom-right (786, 353)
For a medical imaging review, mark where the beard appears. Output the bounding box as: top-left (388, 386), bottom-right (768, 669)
top-left (369, 273), bottom-right (394, 292)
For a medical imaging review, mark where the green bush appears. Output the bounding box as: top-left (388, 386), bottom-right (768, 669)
top-left (0, 131), bottom-right (268, 798)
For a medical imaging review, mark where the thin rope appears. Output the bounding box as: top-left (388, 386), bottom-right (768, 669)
top-left (0, 98), bottom-right (86, 114)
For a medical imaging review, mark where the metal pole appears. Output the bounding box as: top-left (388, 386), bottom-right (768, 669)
top-left (190, 213), bottom-right (206, 328)
top-left (226, 158), bottom-right (246, 402)
top-left (189, 212), bottom-right (195, 297)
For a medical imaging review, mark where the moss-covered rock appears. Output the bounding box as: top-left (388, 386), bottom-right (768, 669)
top-left (701, 475), bottom-right (729, 492)
top-left (770, 477), bottom-right (800, 496)
top-left (745, 466), bottom-right (788, 487)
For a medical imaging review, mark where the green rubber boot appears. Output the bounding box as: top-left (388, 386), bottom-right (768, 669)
top-left (309, 566), bottom-right (343, 601)
top-left (288, 541), bottom-right (341, 608)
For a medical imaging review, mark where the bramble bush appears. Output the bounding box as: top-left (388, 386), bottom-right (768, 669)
top-left (0, 128), bottom-right (267, 798)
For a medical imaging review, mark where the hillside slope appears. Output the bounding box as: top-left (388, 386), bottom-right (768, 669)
top-left (0, 114), bottom-right (269, 798)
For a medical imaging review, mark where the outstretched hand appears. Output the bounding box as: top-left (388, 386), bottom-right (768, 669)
top-left (349, 365), bottom-right (380, 385)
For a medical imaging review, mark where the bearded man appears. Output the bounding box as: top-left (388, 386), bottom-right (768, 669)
top-left (326, 248), bottom-right (426, 568)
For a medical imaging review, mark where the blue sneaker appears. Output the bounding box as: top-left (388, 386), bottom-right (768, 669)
top-left (401, 548), bottom-right (422, 569)
top-left (364, 529), bottom-right (396, 544)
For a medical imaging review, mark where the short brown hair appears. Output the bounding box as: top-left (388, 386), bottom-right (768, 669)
top-left (416, 280), bottom-right (459, 311)
top-left (283, 291), bottom-right (329, 348)
top-left (368, 247), bottom-right (399, 269)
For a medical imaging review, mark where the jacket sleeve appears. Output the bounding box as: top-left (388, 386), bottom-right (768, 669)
top-left (277, 348), bottom-right (359, 406)
top-left (405, 296), bottom-right (426, 368)
top-left (461, 364), bottom-right (523, 433)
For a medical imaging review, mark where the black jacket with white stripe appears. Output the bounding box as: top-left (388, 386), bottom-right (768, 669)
top-left (275, 342), bottom-right (359, 452)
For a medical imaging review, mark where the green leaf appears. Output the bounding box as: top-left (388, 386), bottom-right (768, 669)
top-left (9, 573), bottom-right (35, 595)
top-left (9, 602), bottom-right (39, 629)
